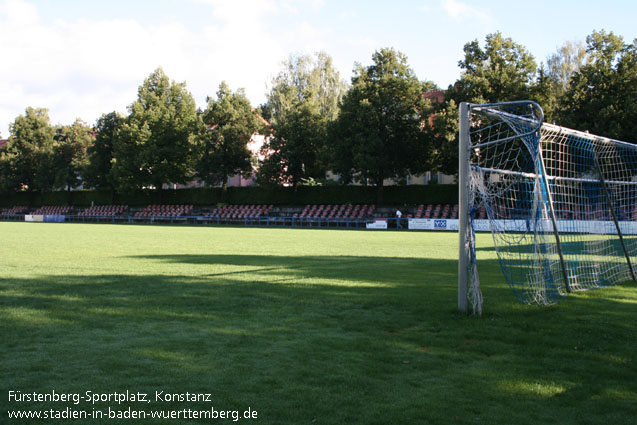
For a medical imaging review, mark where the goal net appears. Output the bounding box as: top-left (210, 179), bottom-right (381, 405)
top-left (458, 101), bottom-right (637, 314)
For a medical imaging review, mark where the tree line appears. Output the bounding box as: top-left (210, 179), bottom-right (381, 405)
top-left (1, 29), bottom-right (635, 203)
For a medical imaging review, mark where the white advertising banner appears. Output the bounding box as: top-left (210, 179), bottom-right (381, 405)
top-left (408, 219), bottom-right (459, 231)
top-left (366, 219), bottom-right (388, 229)
top-left (407, 218), bottom-right (637, 235)
top-left (407, 218), bottom-right (434, 230)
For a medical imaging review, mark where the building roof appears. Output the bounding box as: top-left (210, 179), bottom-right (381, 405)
top-left (0, 139), bottom-right (8, 149)
top-left (423, 90), bottom-right (445, 104)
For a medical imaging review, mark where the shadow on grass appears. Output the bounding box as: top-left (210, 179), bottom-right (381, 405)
top-left (130, 253), bottom-right (458, 287)
top-left (1, 253), bottom-right (636, 424)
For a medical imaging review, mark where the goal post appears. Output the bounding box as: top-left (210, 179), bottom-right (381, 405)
top-left (458, 101), bottom-right (637, 315)
top-left (458, 102), bottom-right (470, 314)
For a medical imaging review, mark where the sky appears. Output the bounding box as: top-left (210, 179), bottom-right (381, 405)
top-left (1, 0), bottom-right (636, 137)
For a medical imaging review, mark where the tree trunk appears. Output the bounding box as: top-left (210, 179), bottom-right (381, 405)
top-left (221, 174), bottom-right (228, 202)
top-left (156, 186), bottom-right (163, 204)
top-left (376, 180), bottom-right (384, 205)
top-left (292, 181), bottom-right (298, 205)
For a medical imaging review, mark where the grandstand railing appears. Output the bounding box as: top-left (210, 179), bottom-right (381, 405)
top-left (68, 214), bottom-right (398, 229)
top-left (0, 213), bottom-right (410, 229)
top-left (1, 203), bottom-right (463, 229)
top-left (3, 211), bottom-right (634, 233)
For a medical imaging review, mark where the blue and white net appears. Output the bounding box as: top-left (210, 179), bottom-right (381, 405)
top-left (467, 101), bottom-right (637, 305)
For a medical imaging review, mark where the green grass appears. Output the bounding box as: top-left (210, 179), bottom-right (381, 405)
top-left (1, 222), bottom-right (636, 424)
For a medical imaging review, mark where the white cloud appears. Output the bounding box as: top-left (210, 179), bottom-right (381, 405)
top-left (0, 0), bottom-right (327, 136)
top-left (440, 0), bottom-right (493, 25)
top-left (0, 0), bottom-right (167, 133)
top-left (0, 0), bottom-right (394, 137)
top-left (420, 1), bottom-right (434, 13)
top-left (0, 0), bottom-right (35, 24)
top-left (195, 0), bottom-right (277, 21)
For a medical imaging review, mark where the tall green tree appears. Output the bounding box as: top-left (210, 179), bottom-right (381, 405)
top-left (53, 119), bottom-right (94, 192)
top-left (331, 48), bottom-right (435, 203)
top-left (434, 33), bottom-right (538, 176)
top-left (2, 107), bottom-right (56, 192)
top-left (263, 51), bottom-right (347, 124)
top-left (533, 41), bottom-right (589, 122)
top-left (258, 51), bottom-right (346, 189)
top-left (451, 32), bottom-right (537, 104)
top-left (112, 68), bottom-right (200, 195)
top-left (84, 112), bottom-right (123, 192)
top-left (557, 30), bottom-right (637, 143)
top-left (430, 99), bottom-right (459, 176)
top-left (546, 40), bottom-right (589, 92)
top-left (530, 64), bottom-right (559, 123)
top-left (197, 82), bottom-right (261, 190)
top-left (0, 135), bottom-right (11, 192)
top-left (0, 155), bottom-right (8, 193)
top-left (257, 95), bottom-right (328, 188)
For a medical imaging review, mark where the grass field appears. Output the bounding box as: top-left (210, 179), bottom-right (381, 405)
top-left (1, 222), bottom-right (636, 424)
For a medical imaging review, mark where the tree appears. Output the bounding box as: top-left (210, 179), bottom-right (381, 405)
top-left (451, 32), bottom-right (537, 104)
top-left (557, 30), bottom-right (637, 143)
top-left (2, 107), bottom-right (56, 192)
top-left (263, 51), bottom-right (347, 124)
top-left (531, 41), bottom-right (590, 122)
top-left (197, 82), bottom-right (261, 190)
top-left (331, 48), bottom-right (434, 203)
top-left (257, 96), bottom-right (328, 189)
top-left (433, 33), bottom-right (538, 176)
top-left (53, 119), bottom-right (94, 192)
top-left (431, 99), bottom-right (459, 176)
top-left (530, 64), bottom-right (559, 123)
top-left (617, 38), bottom-right (637, 143)
top-left (258, 51), bottom-right (346, 189)
top-left (84, 112), bottom-right (123, 192)
top-left (546, 40), bottom-right (589, 92)
top-left (0, 138), bottom-right (11, 192)
top-left (112, 68), bottom-right (200, 194)
top-left (0, 159), bottom-right (7, 193)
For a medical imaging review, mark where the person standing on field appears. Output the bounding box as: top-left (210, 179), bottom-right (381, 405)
top-left (396, 209), bottom-right (402, 228)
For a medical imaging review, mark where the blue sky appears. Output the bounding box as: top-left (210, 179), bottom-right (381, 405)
top-left (1, 0), bottom-right (635, 136)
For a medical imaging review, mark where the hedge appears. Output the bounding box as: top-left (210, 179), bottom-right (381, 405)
top-left (0, 184), bottom-right (459, 208)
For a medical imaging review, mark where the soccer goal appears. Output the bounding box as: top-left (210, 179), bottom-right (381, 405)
top-left (458, 101), bottom-right (637, 315)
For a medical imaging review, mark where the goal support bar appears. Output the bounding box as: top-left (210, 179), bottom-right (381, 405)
top-left (592, 154), bottom-right (636, 281)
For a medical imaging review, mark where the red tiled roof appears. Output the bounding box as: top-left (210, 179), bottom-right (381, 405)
top-left (0, 139), bottom-right (8, 149)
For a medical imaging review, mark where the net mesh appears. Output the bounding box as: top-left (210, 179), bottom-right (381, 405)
top-left (467, 101), bottom-right (637, 305)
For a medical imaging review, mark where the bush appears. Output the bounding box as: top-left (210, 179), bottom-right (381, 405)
top-left (0, 184), bottom-right (459, 208)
